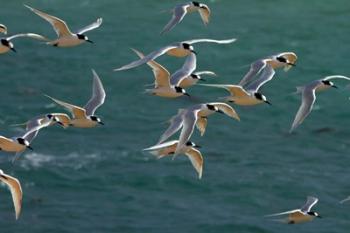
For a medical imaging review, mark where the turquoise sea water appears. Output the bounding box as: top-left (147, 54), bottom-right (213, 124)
top-left (1, 0), bottom-right (350, 232)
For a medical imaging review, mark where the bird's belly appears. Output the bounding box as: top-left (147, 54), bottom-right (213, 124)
top-left (179, 78), bottom-right (197, 88)
top-left (52, 37), bottom-right (84, 47)
top-left (151, 88), bottom-right (183, 98)
top-left (0, 142), bottom-right (26, 152)
top-left (268, 60), bottom-right (284, 69)
top-left (158, 147), bottom-right (176, 156)
top-left (316, 85), bottom-right (331, 92)
top-left (166, 48), bottom-right (191, 57)
top-left (0, 45), bottom-right (10, 54)
top-left (198, 110), bottom-right (214, 117)
top-left (186, 6), bottom-right (198, 13)
top-left (70, 119), bottom-right (97, 128)
top-left (288, 214), bottom-right (314, 224)
top-left (230, 96), bottom-right (263, 106)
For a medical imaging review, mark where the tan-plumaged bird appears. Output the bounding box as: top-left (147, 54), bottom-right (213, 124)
top-left (14, 113), bottom-right (71, 130)
top-left (200, 83), bottom-right (271, 106)
top-left (45, 69), bottom-right (105, 128)
top-left (161, 1), bottom-right (210, 34)
top-left (177, 71), bottom-right (217, 88)
top-left (202, 52), bottom-right (297, 106)
top-left (25, 4), bottom-right (102, 47)
top-left (0, 33), bottom-right (47, 54)
top-left (158, 102), bottom-right (240, 153)
top-left (0, 170), bottom-right (22, 220)
top-left (0, 24), bottom-right (7, 34)
top-left (132, 48), bottom-right (190, 98)
top-left (265, 196), bottom-right (321, 224)
top-left (144, 140), bottom-right (203, 179)
top-left (0, 115), bottom-right (55, 154)
top-left (238, 52), bottom-right (297, 87)
top-left (200, 52), bottom-right (296, 106)
top-left (114, 38), bottom-right (236, 71)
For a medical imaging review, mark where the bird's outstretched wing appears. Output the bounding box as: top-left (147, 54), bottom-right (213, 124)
top-left (132, 48), bottom-right (170, 88)
top-left (84, 69), bottom-right (106, 116)
top-left (160, 4), bottom-right (189, 34)
top-left (45, 95), bottom-right (86, 119)
top-left (182, 38), bottom-right (236, 45)
top-left (170, 52), bottom-right (197, 86)
top-left (6, 33), bottom-right (48, 41)
top-left (185, 147), bottom-right (203, 179)
top-left (24, 4), bottom-right (72, 37)
top-left (114, 45), bottom-right (178, 71)
top-left (238, 59), bottom-right (266, 87)
top-left (77, 18), bottom-right (103, 34)
top-left (245, 65), bottom-right (275, 92)
top-left (0, 170), bottom-right (23, 220)
top-left (300, 196), bottom-right (318, 213)
top-left (158, 109), bottom-right (186, 144)
top-left (289, 87), bottom-right (316, 133)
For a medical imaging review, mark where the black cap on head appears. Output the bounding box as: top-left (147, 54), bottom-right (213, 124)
top-left (77, 34), bottom-right (85, 40)
top-left (254, 92), bottom-right (263, 100)
top-left (206, 104), bottom-right (216, 111)
top-left (182, 43), bottom-right (192, 50)
top-left (175, 86), bottom-right (184, 93)
top-left (322, 80), bottom-right (331, 86)
top-left (186, 141), bottom-right (194, 146)
top-left (191, 74), bottom-right (199, 79)
top-left (1, 38), bottom-right (11, 47)
top-left (192, 1), bottom-right (200, 7)
top-left (276, 56), bottom-right (287, 63)
top-left (17, 138), bottom-right (30, 147)
top-left (307, 211), bottom-right (321, 218)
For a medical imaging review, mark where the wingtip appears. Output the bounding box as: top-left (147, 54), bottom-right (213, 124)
top-left (113, 67), bottom-right (125, 72)
top-left (24, 4), bottom-right (34, 11)
top-left (91, 69), bottom-right (99, 77)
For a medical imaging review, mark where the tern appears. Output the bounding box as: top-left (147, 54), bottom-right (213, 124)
top-left (45, 69), bottom-right (105, 128)
top-left (19, 113), bottom-right (71, 129)
top-left (0, 115), bottom-right (55, 154)
top-left (0, 170), bottom-right (22, 220)
top-left (132, 48), bottom-right (190, 98)
top-left (177, 71), bottom-right (217, 88)
top-left (239, 52), bottom-right (297, 88)
top-left (0, 24), bottom-right (7, 34)
top-left (0, 33), bottom-right (47, 54)
top-left (289, 75), bottom-right (350, 133)
top-left (200, 81), bottom-right (272, 106)
top-left (114, 38), bottom-right (236, 71)
top-left (161, 1), bottom-right (210, 34)
top-left (200, 52), bottom-right (296, 106)
top-left (144, 140), bottom-right (203, 179)
top-left (136, 47), bottom-right (215, 89)
top-left (25, 4), bottom-right (102, 47)
top-left (158, 102), bottom-right (240, 153)
top-left (265, 196), bottom-right (321, 224)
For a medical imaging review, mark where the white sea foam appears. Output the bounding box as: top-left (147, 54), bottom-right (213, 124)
top-left (18, 152), bottom-right (103, 170)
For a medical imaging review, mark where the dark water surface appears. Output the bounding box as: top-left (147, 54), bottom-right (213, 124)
top-left (0, 0), bottom-right (350, 232)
